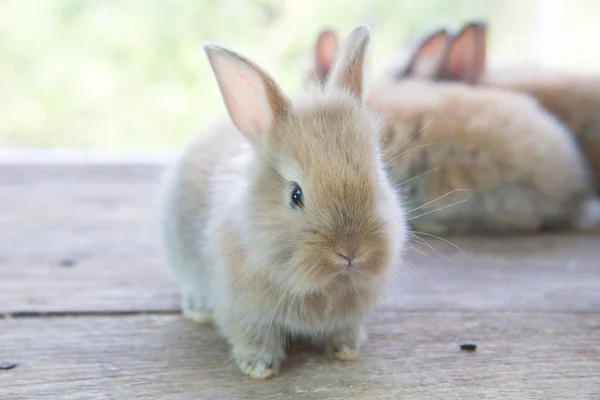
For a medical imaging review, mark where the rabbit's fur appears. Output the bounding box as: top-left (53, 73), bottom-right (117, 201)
top-left (405, 21), bottom-right (600, 190)
top-left (308, 27), bottom-right (600, 235)
top-left (371, 76), bottom-right (598, 234)
top-left (160, 26), bottom-right (407, 379)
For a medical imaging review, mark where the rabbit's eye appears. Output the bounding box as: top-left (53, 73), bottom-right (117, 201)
top-left (291, 183), bottom-right (304, 209)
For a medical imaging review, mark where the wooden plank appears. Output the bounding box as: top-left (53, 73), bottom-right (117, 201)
top-left (0, 165), bottom-right (183, 313)
top-left (1, 313), bottom-right (598, 399)
top-left (393, 233), bottom-right (600, 312)
top-left (0, 175), bottom-right (179, 314)
top-left (1, 165), bottom-right (600, 314)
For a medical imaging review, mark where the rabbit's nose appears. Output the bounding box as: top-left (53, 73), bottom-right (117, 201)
top-left (335, 251), bottom-right (355, 266)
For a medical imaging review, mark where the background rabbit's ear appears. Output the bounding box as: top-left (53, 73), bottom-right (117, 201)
top-left (400, 28), bottom-right (451, 79)
top-left (437, 21), bottom-right (487, 84)
top-left (314, 29), bottom-right (339, 85)
top-left (203, 43), bottom-right (291, 146)
top-left (326, 24), bottom-right (370, 101)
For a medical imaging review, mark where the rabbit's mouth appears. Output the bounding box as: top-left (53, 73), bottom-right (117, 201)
top-left (329, 248), bottom-right (367, 277)
top-left (335, 262), bottom-right (361, 277)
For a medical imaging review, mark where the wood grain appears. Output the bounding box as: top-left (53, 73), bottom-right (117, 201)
top-left (0, 169), bottom-right (178, 314)
top-left (2, 313), bottom-right (599, 399)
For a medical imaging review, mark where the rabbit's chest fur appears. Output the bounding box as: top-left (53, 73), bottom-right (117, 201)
top-left (206, 211), bottom-right (382, 335)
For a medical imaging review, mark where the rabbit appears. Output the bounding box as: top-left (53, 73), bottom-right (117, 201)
top-left (391, 27), bottom-right (453, 81)
top-left (305, 27), bottom-right (600, 235)
top-left (159, 25), bottom-right (408, 379)
top-left (401, 21), bottom-right (600, 190)
top-left (305, 26), bottom-right (452, 88)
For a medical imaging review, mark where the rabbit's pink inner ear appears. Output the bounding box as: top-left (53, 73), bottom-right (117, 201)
top-left (472, 22), bottom-right (487, 82)
top-left (315, 29), bottom-right (339, 84)
top-left (438, 21), bottom-right (487, 84)
top-left (404, 29), bottom-right (451, 78)
top-left (204, 44), bottom-right (290, 144)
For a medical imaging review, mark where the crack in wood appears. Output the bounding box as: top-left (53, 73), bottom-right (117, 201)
top-left (1, 309), bottom-right (179, 319)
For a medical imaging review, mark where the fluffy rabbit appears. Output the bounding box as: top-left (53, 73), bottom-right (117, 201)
top-left (160, 25), bottom-right (407, 379)
top-left (406, 21), bottom-right (600, 190)
top-left (307, 28), bottom-right (600, 235)
top-left (306, 26), bottom-right (452, 88)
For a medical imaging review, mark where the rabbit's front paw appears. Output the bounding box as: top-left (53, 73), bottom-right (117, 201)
top-left (181, 291), bottom-right (212, 325)
top-left (235, 350), bottom-right (284, 379)
top-left (325, 342), bottom-right (359, 361)
top-left (325, 324), bottom-right (366, 361)
top-left (182, 309), bottom-right (213, 324)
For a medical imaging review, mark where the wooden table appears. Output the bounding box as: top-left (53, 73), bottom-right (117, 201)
top-left (1, 163), bottom-right (599, 399)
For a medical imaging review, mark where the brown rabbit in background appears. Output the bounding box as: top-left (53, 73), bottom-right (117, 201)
top-left (160, 26), bottom-right (408, 379)
top-left (308, 27), bottom-right (600, 235)
top-left (307, 26), bottom-right (453, 88)
top-left (392, 27), bottom-right (453, 81)
top-left (406, 21), bottom-right (600, 190)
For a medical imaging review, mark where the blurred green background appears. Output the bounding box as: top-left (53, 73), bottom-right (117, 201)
top-left (1, 0), bottom-right (599, 149)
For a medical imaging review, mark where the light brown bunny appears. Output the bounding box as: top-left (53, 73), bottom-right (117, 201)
top-left (159, 25), bottom-right (407, 379)
top-left (408, 21), bottom-right (600, 190)
top-left (307, 27), bottom-right (600, 235)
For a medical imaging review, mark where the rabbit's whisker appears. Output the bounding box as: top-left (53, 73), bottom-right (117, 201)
top-left (407, 199), bottom-right (469, 221)
top-left (387, 142), bottom-right (439, 164)
top-left (392, 120), bottom-right (434, 152)
top-left (266, 289), bottom-right (287, 340)
top-left (397, 167), bottom-right (441, 186)
top-left (407, 189), bottom-right (470, 213)
top-left (411, 230), bottom-right (465, 255)
top-left (408, 234), bottom-right (455, 269)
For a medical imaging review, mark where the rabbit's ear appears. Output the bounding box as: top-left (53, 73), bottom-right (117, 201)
top-left (203, 43), bottom-right (291, 146)
top-left (400, 28), bottom-right (451, 79)
top-left (438, 21), bottom-right (487, 84)
top-left (326, 25), bottom-right (371, 101)
top-left (314, 29), bottom-right (339, 85)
